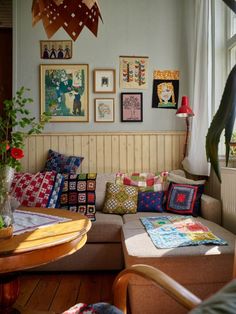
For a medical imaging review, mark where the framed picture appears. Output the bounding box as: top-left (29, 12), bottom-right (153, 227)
top-left (93, 69), bottom-right (116, 93)
top-left (119, 56), bottom-right (149, 89)
top-left (40, 64), bottom-right (89, 122)
top-left (152, 70), bottom-right (179, 109)
top-left (121, 93), bottom-right (143, 122)
top-left (40, 40), bottom-right (72, 59)
top-left (94, 98), bottom-right (115, 122)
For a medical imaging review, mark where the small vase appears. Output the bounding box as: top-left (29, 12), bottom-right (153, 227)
top-left (0, 166), bottom-right (15, 237)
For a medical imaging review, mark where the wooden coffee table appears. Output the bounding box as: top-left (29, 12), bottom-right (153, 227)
top-left (0, 207), bottom-right (91, 314)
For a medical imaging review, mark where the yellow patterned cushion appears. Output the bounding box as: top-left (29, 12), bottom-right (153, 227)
top-left (103, 182), bottom-right (138, 214)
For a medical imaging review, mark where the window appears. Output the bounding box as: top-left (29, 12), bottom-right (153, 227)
top-left (227, 8), bottom-right (236, 71)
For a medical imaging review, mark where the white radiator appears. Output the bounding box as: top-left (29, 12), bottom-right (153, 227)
top-left (221, 167), bottom-right (236, 234)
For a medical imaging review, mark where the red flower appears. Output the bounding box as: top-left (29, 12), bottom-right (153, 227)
top-left (11, 148), bottom-right (24, 160)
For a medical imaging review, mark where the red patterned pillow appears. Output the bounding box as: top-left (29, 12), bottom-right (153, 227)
top-left (11, 171), bottom-right (64, 208)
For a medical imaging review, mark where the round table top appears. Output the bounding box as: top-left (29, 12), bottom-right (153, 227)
top-left (0, 207), bottom-right (92, 274)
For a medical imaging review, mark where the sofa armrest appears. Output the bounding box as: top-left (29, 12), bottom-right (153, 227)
top-left (200, 194), bottom-right (222, 225)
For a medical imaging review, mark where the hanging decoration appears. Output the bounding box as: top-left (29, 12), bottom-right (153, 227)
top-left (32, 0), bottom-right (103, 41)
top-left (152, 70), bottom-right (179, 109)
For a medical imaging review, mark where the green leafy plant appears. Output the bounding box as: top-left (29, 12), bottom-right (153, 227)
top-left (0, 86), bottom-right (50, 171)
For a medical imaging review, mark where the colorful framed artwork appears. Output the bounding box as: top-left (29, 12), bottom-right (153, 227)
top-left (93, 69), bottom-right (116, 93)
top-left (94, 98), bottom-right (115, 122)
top-left (119, 56), bottom-right (149, 89)
top-left (121, 93), bottom-right (143, 122)
top-left (40, 64), bottom-right (89, 122)
top-left (152, 70), bottom-right (179, 109)
top-left (40, 40), bottom-right (72, 59)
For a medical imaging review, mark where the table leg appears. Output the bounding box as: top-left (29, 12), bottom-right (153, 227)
top-left (0, 274), bottom-right (20, 314)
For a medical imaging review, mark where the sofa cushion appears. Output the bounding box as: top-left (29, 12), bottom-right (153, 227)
top-left (137, 191), bottom-right (164, 212)
top-left (95, 173), bottom-right (116, 211)
top-left (87, 211), bottom-right (123, 243)
top-left (103, 182), bottom-right (138, 214)
top-left (43, 149), bottom-right (84, 174)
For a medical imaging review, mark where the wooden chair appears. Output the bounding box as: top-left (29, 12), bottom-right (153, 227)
top-left (113, 240), bottom-right (236, 314)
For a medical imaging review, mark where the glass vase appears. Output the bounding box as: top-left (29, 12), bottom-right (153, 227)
top-left (0, 166), bottom-right (15, 229)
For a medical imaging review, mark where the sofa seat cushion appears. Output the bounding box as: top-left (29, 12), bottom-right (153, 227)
top-left (87, 211), bottom-right (123, 243)
top-left (122, 212), bottom-right (235, 285)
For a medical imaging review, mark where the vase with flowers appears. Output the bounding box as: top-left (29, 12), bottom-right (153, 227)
top-left (0, 87), bottom-right (50, 238)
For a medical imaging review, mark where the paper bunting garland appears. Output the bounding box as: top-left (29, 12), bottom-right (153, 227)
top-left (32, 0), bottom-right (102, 41)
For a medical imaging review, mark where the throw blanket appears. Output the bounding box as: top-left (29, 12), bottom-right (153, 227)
top-left (140, 216), bottom-right (227, 249)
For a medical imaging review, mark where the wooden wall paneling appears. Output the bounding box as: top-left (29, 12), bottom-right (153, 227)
top-left (65, 136), bottom-right (74, 155)
top-left (171, 134), bottom-right (180, 170)
top-left (142, 135), bottom-right (150, 172)
top-left (179, 134), bottom-right (185, 163)
top-left (89, 135), bottom-right (97, 173)
top-left (134, 135), bottom-right (142, 172)
top-left (21, 138), bottom-right (29, 172)
top-left (35, 135), bottom-right (45, 172)
top-left (119, 135), bottom-right (127, 172)
top-left (73, 135), bottom-right (82, 160)
top-left (104, 136), bottom-right (112, 173)
top-left (28, 136), bottom-right (36, 173)
top-left (111, 135), bottom-right (119, 173)
top-left (81, 136), bottom-right (89, 173)
top-left (149, 135), bottom-right (157, 173)
top-left (96, 135), bottom-right (104, 173)
top-left (164, 135), bottom-right (172, 171)
top-left (51, 135), bottom-right (59, 153)
top-left (157, 135), bottom-right (165, 171)
top-left (127, 135), bottom-right (134, 173)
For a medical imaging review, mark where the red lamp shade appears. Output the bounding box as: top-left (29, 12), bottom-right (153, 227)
top-left (176, 96), bottom-right (194, 118)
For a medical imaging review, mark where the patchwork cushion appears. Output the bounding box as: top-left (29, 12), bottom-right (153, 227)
top-left (116, 172), bottom-right (168, 191)
top-left (11, 171), bottom-right (64, 208)
top-left (43, 149), bottom-right (84, 174)
top-left (60, 173), bottom-right (96, 221)
top-left (166, 183), bottom-right (204, 216)
top-left (103, 182), bottom-right (138, 214)
top-left (137, 191), bottom-right (164, 212)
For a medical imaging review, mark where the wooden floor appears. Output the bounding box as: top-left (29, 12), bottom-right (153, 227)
top-left (14, 271), bottom-right (118, 314)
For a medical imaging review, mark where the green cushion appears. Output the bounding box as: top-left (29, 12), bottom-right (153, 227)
top-left (190, 279), bottom-right (236, 314)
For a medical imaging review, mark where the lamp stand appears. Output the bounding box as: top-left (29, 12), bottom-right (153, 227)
top-left (183, 117), bottom-right (190, 158)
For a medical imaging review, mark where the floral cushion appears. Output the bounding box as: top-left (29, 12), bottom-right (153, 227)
top-left (43, 149), bottom-right (84, 174)
top-left (11, 171), bottom-right (64, 208)
top-left (62, 302), bottom-right (123, 314)
top-left (103, 182), bottom-right (138, 214)
top-left (137, 191), bottom-right (164, 212)
top-left (60, 173), bottom-right (96, 221)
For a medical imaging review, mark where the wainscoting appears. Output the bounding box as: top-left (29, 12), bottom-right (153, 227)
top-left (21, 131), bottom-right (185, 174)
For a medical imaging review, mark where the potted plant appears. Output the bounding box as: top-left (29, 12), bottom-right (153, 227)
top-left (0, 87), bottom-right (50, 237)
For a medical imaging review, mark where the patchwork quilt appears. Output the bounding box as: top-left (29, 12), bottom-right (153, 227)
top-left (140, 215), bottom-right (227, 249)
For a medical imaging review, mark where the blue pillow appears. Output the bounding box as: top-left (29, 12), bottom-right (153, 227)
top-left (137, 191), bottom-right (164, 212)
top-left (44, 149), bottom-right (84, 174)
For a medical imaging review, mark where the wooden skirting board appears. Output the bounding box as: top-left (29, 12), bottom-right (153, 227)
top-left (21, 131), bottom-right (185, 174)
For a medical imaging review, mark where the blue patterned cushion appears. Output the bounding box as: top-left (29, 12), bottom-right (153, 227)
top-left (44, 149), bottom-right (84, 174)
top-left (137, 191), bottom-right (164, 212)
top-left (166, 183), bottom-right (200, 215)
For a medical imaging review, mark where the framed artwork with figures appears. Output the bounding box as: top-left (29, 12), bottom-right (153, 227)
top-left (40, 64), bottom-right (89, 122)
top-left (93, 69), bottom-right (116, 93)
top-left (121, 92), bottom-right (143, 122)
top-left (94, 98), bottom-right (114, 122)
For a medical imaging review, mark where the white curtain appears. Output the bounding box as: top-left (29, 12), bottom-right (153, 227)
top-left (182, 0), bottom-right (211, 176)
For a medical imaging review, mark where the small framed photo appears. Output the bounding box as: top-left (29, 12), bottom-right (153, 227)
top-left (40, 40), bottom-right (72, 59)
top-left (121, 93), bottom-right (143, 122)
top-left (94, 98), bottom-right (115, 122)
top-left (93, 69), bottom-right (116, 93)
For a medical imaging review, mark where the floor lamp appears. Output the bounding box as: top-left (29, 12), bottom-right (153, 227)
top-left (176, 96), bottom-right (194, 158)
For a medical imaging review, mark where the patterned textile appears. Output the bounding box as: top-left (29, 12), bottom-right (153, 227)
top-left (43, 149), bottom-right (84, 174)
top-left (103, 182), bottom-right (138, 214)
top-left (166, 183), bottom-right (204, 216)
top-left (137, 191), bottom-right (164, 212)
top-left (62, 302), bottom-right (123, 314)
top-left (116, 171), bottom-right (169, 191)
top-left (140, 215), bottom-right (227, 249)
top-left (11, 171), bottom-right (64, 208)
top-left (60, 173), bottom-right (96, 221)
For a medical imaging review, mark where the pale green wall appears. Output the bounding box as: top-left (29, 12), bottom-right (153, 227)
top-left (13, 0), bottom-right (194, 133)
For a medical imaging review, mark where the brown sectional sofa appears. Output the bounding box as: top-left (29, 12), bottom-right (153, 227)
top-left (36, 173), bottom-right (236, 314)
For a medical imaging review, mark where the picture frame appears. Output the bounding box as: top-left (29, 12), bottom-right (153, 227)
top-left (40, 40), bottom-right (72, 59)
top-left (94, 98), bottom-right (115, 122)
top-left (119, 56), bottom-right (149, 89)
top-left (93, 69), bottom-right (116, 93)
top-left (40, 64), bottom-right (89, 122)
top-left (121, 93), bottom-right (143, 122)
